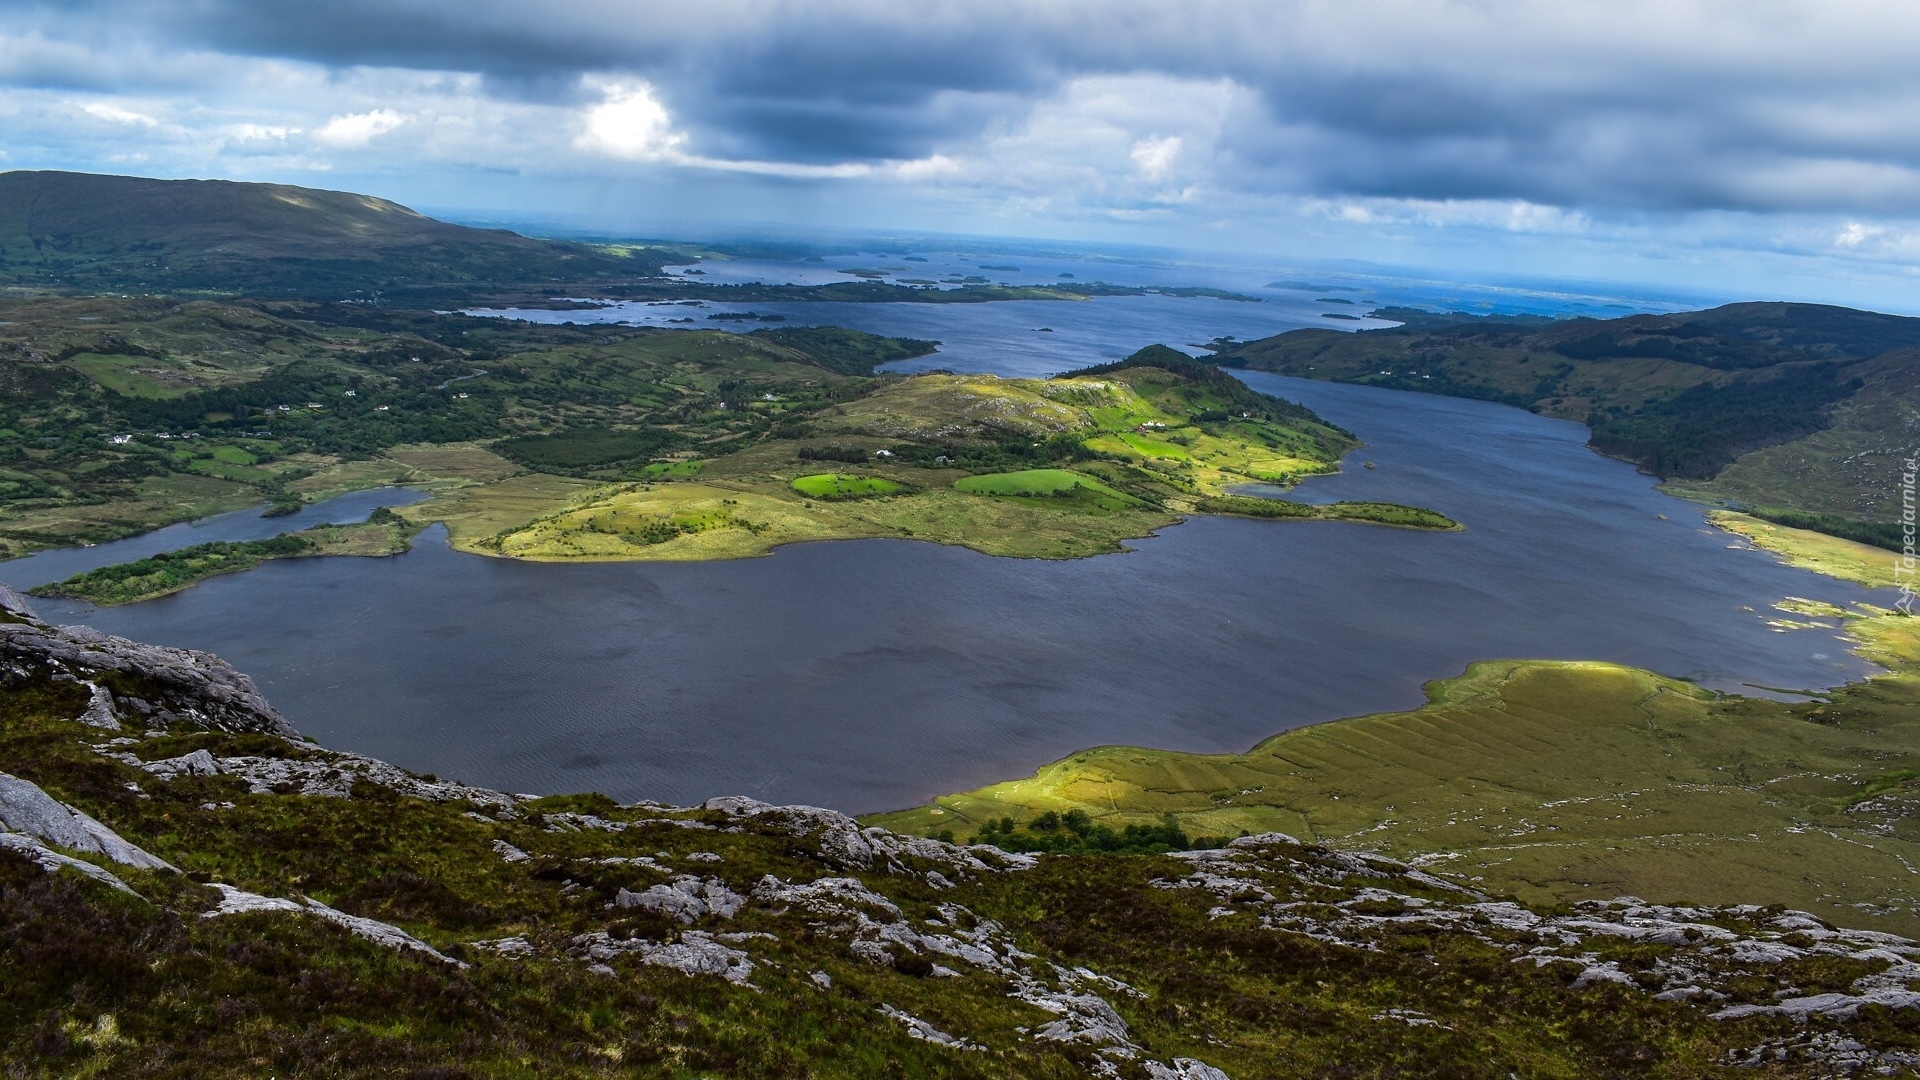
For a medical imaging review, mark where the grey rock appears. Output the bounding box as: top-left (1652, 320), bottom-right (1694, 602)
top-left (0, 771), bottom-right (172, 870)
top-left (1145, 1059), bottom-right (1233, 1080)
top-left (878, 1004), bottom-right (981, 1049)
top-left (0, 601), bottom-right (294, 737)
top-left (77, 682), bottom-right (119, 730)
top-left (0, 582), bottom-right (39, 621)
top-left (0, 772), bottom-right (97, 850)
top-left (704, 797), bottom-right (873, 869)
top-left (0, 832), bottom-right (138, 895)
top-left (470, 935), bottom-right (534, 957)
top-left (147, 749), bottom-right (221, 777)
top-left (203, 884), bottom-right (466, 967)
top-left (570, 929), bottom-right (755, 984)
top-left (67, 806), bottom-right (174, 871)
top-left (492, 839), bottom-right (530, 863)
top-left (615, 875), bottom-right (746, 924)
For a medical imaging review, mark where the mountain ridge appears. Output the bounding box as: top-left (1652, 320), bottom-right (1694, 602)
top-left (0, 170), bottom-right (664, 295)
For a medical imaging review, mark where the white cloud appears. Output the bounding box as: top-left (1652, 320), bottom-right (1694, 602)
top-left (1302, 197), bottom-right (1591, 235)
top-left (81, 101), bottom-right (160, 127)
top-left (1836, 222), bottom-right (1881, 248)
top-left (576, 80), bottom-right (685, 161)
top-left (1129, 135), bottom-right (1181, 181)
top-left (315, 108), bottom-right (407, 147)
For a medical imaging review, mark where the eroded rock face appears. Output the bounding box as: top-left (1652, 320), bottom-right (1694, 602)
top-left (0, 833), bottom-right (138, 895)
top-left (0, 585), bottom-right (295, 738)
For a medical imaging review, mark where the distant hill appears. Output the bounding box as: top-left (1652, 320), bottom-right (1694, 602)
top-left (0, 171), bottom-right (663, 296)
top-left (1215, 301), bottom-right (1920, 523)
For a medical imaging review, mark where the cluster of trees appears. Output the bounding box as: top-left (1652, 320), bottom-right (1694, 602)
top-left (1195, 495), bottom-right (1458, 530)
top-left (796, 445), bottom-right (871, 464)
top-left (1747, 507), bottom-right (1908, 553)
top-left (494, 425), bottom-right (683, 473)
top-left (746, 326), bottom-right (939, 376)
top-left (971, 809), bottom-right (1224, 855)
top-left (1588, 365), bottom-right (1860, 479)
top-left (884, 433), bottom-right (1092, 471)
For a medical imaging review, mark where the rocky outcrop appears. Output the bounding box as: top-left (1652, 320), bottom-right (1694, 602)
top-left (613, 875), bottom-right (747, 924)
top-left (203, 884), bottom-right (466, 967)
top-left (119, 744), bottom-right (518, 810)
top-left (569, 929), bottom-right (757, 985)
top-left (703, 797), bottom-right (876, 869)
top-left (0, 771), bottom-right (173, 871)
top-left (0, 832), bottom-right (139, 896)
top-left (0, 583), bottom-right (294, 737)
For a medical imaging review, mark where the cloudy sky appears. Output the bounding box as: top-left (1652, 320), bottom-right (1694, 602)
top-left (6, 1), bottom-right (1920, 307)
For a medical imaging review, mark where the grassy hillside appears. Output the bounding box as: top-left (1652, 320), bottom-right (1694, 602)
top-left (0, 296), bottom-right (1444, 575)
top-left (0, 171), bottom-right (667, 296)
top-left (1215, 302), bottom-right (1920, 529)
top-left (6, 594), bottom-right (1920, 1076)
top-left (0, 295), bottom-right (934, 557)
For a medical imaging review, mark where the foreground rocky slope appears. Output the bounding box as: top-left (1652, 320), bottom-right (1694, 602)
top-left (2, 586), bottom-right (1918, 1077)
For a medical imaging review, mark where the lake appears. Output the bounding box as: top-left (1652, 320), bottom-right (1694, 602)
top-left (5, 362), bottom-right (1881, 813)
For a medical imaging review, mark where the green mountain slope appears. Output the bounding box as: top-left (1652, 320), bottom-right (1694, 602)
top-left (1215, 302), bottom-right (1920, 524)
top-left (0, 171), bottom-right (662, 295)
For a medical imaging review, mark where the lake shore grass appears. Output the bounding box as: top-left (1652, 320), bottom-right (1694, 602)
top-left (1710, 509), bottom-right (1901, 589)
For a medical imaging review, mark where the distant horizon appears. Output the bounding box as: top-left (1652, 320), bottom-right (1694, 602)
top-left (425, 204), bottom-right (1902, 320)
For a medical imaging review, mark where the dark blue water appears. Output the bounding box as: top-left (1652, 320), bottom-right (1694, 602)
top-left (6, 374), bottom-right (1881, 813)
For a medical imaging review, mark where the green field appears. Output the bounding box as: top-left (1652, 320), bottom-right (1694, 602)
top-left (790, 472), bottom-right (907, 499)
top-left (954, 468), bottom-right (1140, 510)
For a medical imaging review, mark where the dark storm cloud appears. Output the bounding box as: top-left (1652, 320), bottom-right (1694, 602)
top-left (12, 0), bottom-right (1920, 214)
